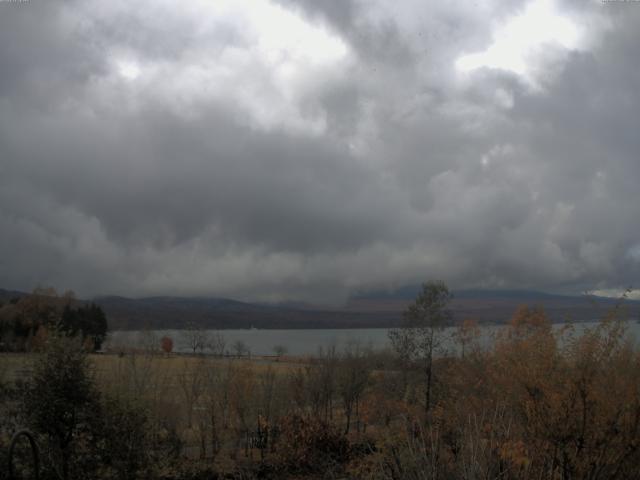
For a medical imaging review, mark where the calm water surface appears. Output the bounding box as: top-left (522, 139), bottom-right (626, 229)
top-left (106, 321), bottom-right (640, 356)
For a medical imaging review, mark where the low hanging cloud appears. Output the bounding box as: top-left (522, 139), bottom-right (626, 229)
top-left (1, 0), bottom-right (639, 302)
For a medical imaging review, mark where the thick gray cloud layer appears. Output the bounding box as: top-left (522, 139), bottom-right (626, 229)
top-left (1, 0), bottom-right (639, 302)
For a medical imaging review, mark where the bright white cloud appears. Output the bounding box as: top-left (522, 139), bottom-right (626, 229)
top-left (100, 0), bottom-right (350, 131)
top-left (592, 288), bottom-right (640, 301)
top-left (115, 59), bottom-right (141, 80)
top-left (456, 0), bottom-right (580, 82)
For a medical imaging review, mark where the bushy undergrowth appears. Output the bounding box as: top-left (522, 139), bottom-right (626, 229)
top-left (270, 414), bottom-right (350, 475)
top-left (2, 302), bottom-right (640, 479)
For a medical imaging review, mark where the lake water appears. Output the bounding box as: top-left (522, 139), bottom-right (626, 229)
top-left (105, 320), bottom-right (640, 357)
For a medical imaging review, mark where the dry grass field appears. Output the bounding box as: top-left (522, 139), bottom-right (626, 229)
top-left (1, 351), bottom-right (303, 397)
top-left (1, 350), bottom-right (311, 470)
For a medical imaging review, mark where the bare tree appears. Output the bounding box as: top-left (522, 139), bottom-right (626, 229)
top-left (338, 342), bottom-right (371, 434)
top-left (233, 340), bottom-right (248, 358)
top-left (181, 322), bottom-right (210, 355)
top-left (117, 350), bottom-right (157, 400)
top-left (228, 363), bottom-right (256, 458)
top-left (202, 361), bottom-right (229, 458)
top-left (255, 366), bottom-right (280, 459)
top-left (388, 280), bottom-right (452, 419)
top-left (304, 345), bottom-right (338, 422)
top-left (177, 358), bottom-right (205, 428)
top-left (208, 330), bottom-right (226, 357)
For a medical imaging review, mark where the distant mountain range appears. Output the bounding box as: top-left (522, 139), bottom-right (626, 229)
top-left (1, 287), bottom-right (638, 330)
top-left (0, 289), bottom-right (28, 302)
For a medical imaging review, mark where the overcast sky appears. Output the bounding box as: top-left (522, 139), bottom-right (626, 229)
top-left (1, 0), bottom-right (639, 302)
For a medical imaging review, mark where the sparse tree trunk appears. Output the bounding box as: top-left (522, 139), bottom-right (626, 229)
top-left (424, 339), bottom-right (434, 421)
top-left (199, 419), bottom-right (207, 459)
top-left (210, 408), bottom-right (219, 457)
top-left (425, 362), bottom-right (432, 419)
top-left (258, 419), bottom-right (265, 462)
top-left (344, 404), bottom-right (352, 434)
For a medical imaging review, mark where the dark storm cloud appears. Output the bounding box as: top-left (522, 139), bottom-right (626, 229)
top-left (1, 0), bottom-right (639, 301)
